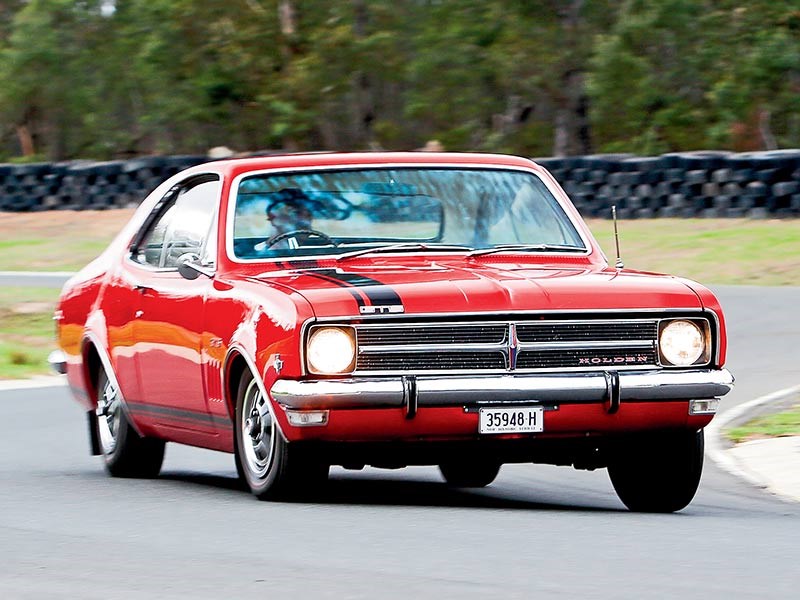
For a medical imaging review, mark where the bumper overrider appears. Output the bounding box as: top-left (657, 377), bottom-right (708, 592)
top-left (270, 368), bottom-right (734, 415)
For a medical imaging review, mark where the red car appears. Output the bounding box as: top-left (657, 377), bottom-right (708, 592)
top-left (51, 152), bottom-right (733, 511)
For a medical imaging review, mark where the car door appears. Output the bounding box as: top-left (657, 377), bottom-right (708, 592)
top-left (126, 175), bottom-right (221, 438)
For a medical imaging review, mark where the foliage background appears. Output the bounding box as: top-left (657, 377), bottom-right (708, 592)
top-left (1, 0), bottom-right (798, 161)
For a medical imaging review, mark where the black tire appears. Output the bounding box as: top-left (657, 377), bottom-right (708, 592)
top-left (234, 369), bottom-right (328, 500)
top-left (439, 459), bottom-right (501, 488)
top-left (607, 429), bottom-right (704, 513)
top-left (96, 370), bottom-right (165, 478)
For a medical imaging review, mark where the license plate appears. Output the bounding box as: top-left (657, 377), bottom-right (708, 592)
top-left (479, 407), bottom-right (544, 435)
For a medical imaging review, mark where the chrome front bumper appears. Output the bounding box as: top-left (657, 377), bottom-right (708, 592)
top-left (270, 368), bottom-right (734, 411)
top-left (48, 350), bottom-right (67, 375)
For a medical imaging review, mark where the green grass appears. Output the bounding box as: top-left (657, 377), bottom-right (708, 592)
top-left (0, 287), bottom-right (59, 379)
top-left (0, 209), bottom-right (132, 271)
top-left (587, 219), bottom-right (800, 286)
top-left (727, 404), bottom-right (800, 443)
top-left (0, 237), bottom-right (110, 271)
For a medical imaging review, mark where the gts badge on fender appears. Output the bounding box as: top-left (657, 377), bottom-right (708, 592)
top-left (359, 305), bottom-right (405, 315)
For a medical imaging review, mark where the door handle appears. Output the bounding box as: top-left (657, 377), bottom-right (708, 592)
top-left (135, 284), bottom-right (153, 295)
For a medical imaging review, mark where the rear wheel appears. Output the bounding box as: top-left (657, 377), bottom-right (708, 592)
top-left (439, 459), bottom-right (501, 488)
top-left (234, 370), bottom-right (328, 500)
top-left (96, 370), bottom-right (165, 478)
top-left (607, 429), bottom-right (704, 513)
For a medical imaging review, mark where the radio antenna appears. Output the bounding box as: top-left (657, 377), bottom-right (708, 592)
top-left (612, 205), bottom-right (624, 269)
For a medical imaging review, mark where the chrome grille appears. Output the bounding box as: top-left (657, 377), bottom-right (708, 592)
top-left (357, 324), bottom-right (506, 346)
top-left (351, 318), bottom-right (663, 374)
top-left (357, 351), bottom-right (506, 371)
top-left (516, 321), bottom-right (656, 342)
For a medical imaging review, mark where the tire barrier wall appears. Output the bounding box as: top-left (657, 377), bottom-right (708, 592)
top-left (536, 150), bottom-right (800, 219)
top-left (1, 150), bottom-right (799, 217)
top-left (0, 155), bottom-right (207, 212)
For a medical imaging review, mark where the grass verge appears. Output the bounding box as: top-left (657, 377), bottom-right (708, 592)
top-left (587, 218), bottom-right (800, 287)
top-left (0, 286), bottom-right (59, 379)
top-left (726, 403), bottom-right (800, 443)
top-left (0, 209), bottom-right (134, 271)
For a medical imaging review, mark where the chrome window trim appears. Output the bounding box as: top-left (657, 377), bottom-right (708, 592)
top-left (128, 172), bottom-right (221, 275)
top-left (224, 162), bottom-right (593, 264)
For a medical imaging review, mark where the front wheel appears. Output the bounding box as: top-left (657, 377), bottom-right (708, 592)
top-left (96, 370), bottom-right (165, 478)
top-left (607, 429), bottom-right (704, 513)
top-left (234, 370), bottom-right (328, 500)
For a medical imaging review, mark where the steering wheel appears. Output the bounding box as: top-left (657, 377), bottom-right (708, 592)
top-left (263, 229), bottom-right (337, 249)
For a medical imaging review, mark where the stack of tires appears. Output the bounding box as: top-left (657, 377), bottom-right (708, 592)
top-left (538, 150), bottom-right (800, 219)
top-left (0, 155), bottom-right (206, 211)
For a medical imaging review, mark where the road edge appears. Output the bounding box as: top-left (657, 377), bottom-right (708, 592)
top-left (0, 377), bottom-right (66, 392)
top-left (706, 384), bottom-right (800, 504)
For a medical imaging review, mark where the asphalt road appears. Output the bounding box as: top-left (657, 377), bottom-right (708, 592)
top-left (1, 286), bottom-right (798, 599)
top-left (0, 271), bottom-right (73, 288)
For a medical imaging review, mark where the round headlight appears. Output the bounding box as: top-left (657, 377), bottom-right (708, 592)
top-left (307, 327), bottom-right (355, 374)
top-left (659, 320), bottom-right (705, 366)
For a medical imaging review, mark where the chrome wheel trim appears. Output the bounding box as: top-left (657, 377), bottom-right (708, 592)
top-left (96, 376), bottom-right (122, 455)
top-left (241, 378), bottom-right (275, 479)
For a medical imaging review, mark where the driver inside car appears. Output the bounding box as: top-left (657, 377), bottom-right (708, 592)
top-left (264, 189), bottom-right (320, 250)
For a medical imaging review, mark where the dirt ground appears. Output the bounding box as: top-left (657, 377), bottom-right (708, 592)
top-left (0, 209), bottom-right (136, 271)
top-left (0, 209), bottom-right (135, 243)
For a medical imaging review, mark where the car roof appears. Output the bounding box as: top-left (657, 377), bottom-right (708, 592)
top-left (189, 152), bottom-right (541, 179)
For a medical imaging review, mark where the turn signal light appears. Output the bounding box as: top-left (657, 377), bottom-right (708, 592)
top-left (285, 409), bottom-right (329, 427)
top-left (689, 399), bottom-right (719, 415)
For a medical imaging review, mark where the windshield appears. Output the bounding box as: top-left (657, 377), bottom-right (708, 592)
top-left (231, 167), bottom-right (586, 260)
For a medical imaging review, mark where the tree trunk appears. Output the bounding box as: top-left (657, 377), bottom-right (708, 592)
top-left (16, 123), bottom-right (35, 157)
top-left (277, 0), bottom-right (299, 150)
top-left (552, 0), bottom-right (593, 156)
top-left (350, 0), bottom-right (375, 149)
top-left (278, 0), bottom-right (297, 38)
top-left (758, 107), bottom-right (777, 150)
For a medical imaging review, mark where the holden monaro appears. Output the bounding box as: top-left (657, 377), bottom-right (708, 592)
top-left (51, 152), bottom-right (734, 511)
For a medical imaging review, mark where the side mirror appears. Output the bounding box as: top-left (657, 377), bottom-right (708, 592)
top-left (177, 253), bottom-right (213, 280)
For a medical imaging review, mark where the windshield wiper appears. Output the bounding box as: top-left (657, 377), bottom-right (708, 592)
top-left (336, 243), bottom-right (473, 262)
top-left (466, 244), bottom-right (586, 257)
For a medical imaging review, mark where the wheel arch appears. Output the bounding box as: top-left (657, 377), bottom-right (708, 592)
top-left (80, 331), bottom-right (144, 438)
top-left (223, 345), bottom-right (287, 440)
top-left (81, 338), bottom-right (103, 400)
top-left (223, 349), bottom-right (249, 421)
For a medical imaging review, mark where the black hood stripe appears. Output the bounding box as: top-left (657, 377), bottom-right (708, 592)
top-left (305, 272), bottom-right (367, 307)
top-left (309, 269), bottom-right (403, 307)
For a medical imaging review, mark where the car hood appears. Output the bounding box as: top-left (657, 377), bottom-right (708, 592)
top-left (251, 260), bottom-right (703, 318)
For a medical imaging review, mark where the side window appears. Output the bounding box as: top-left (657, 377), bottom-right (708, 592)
top-left (133, 177), bottom-right (221, 269)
